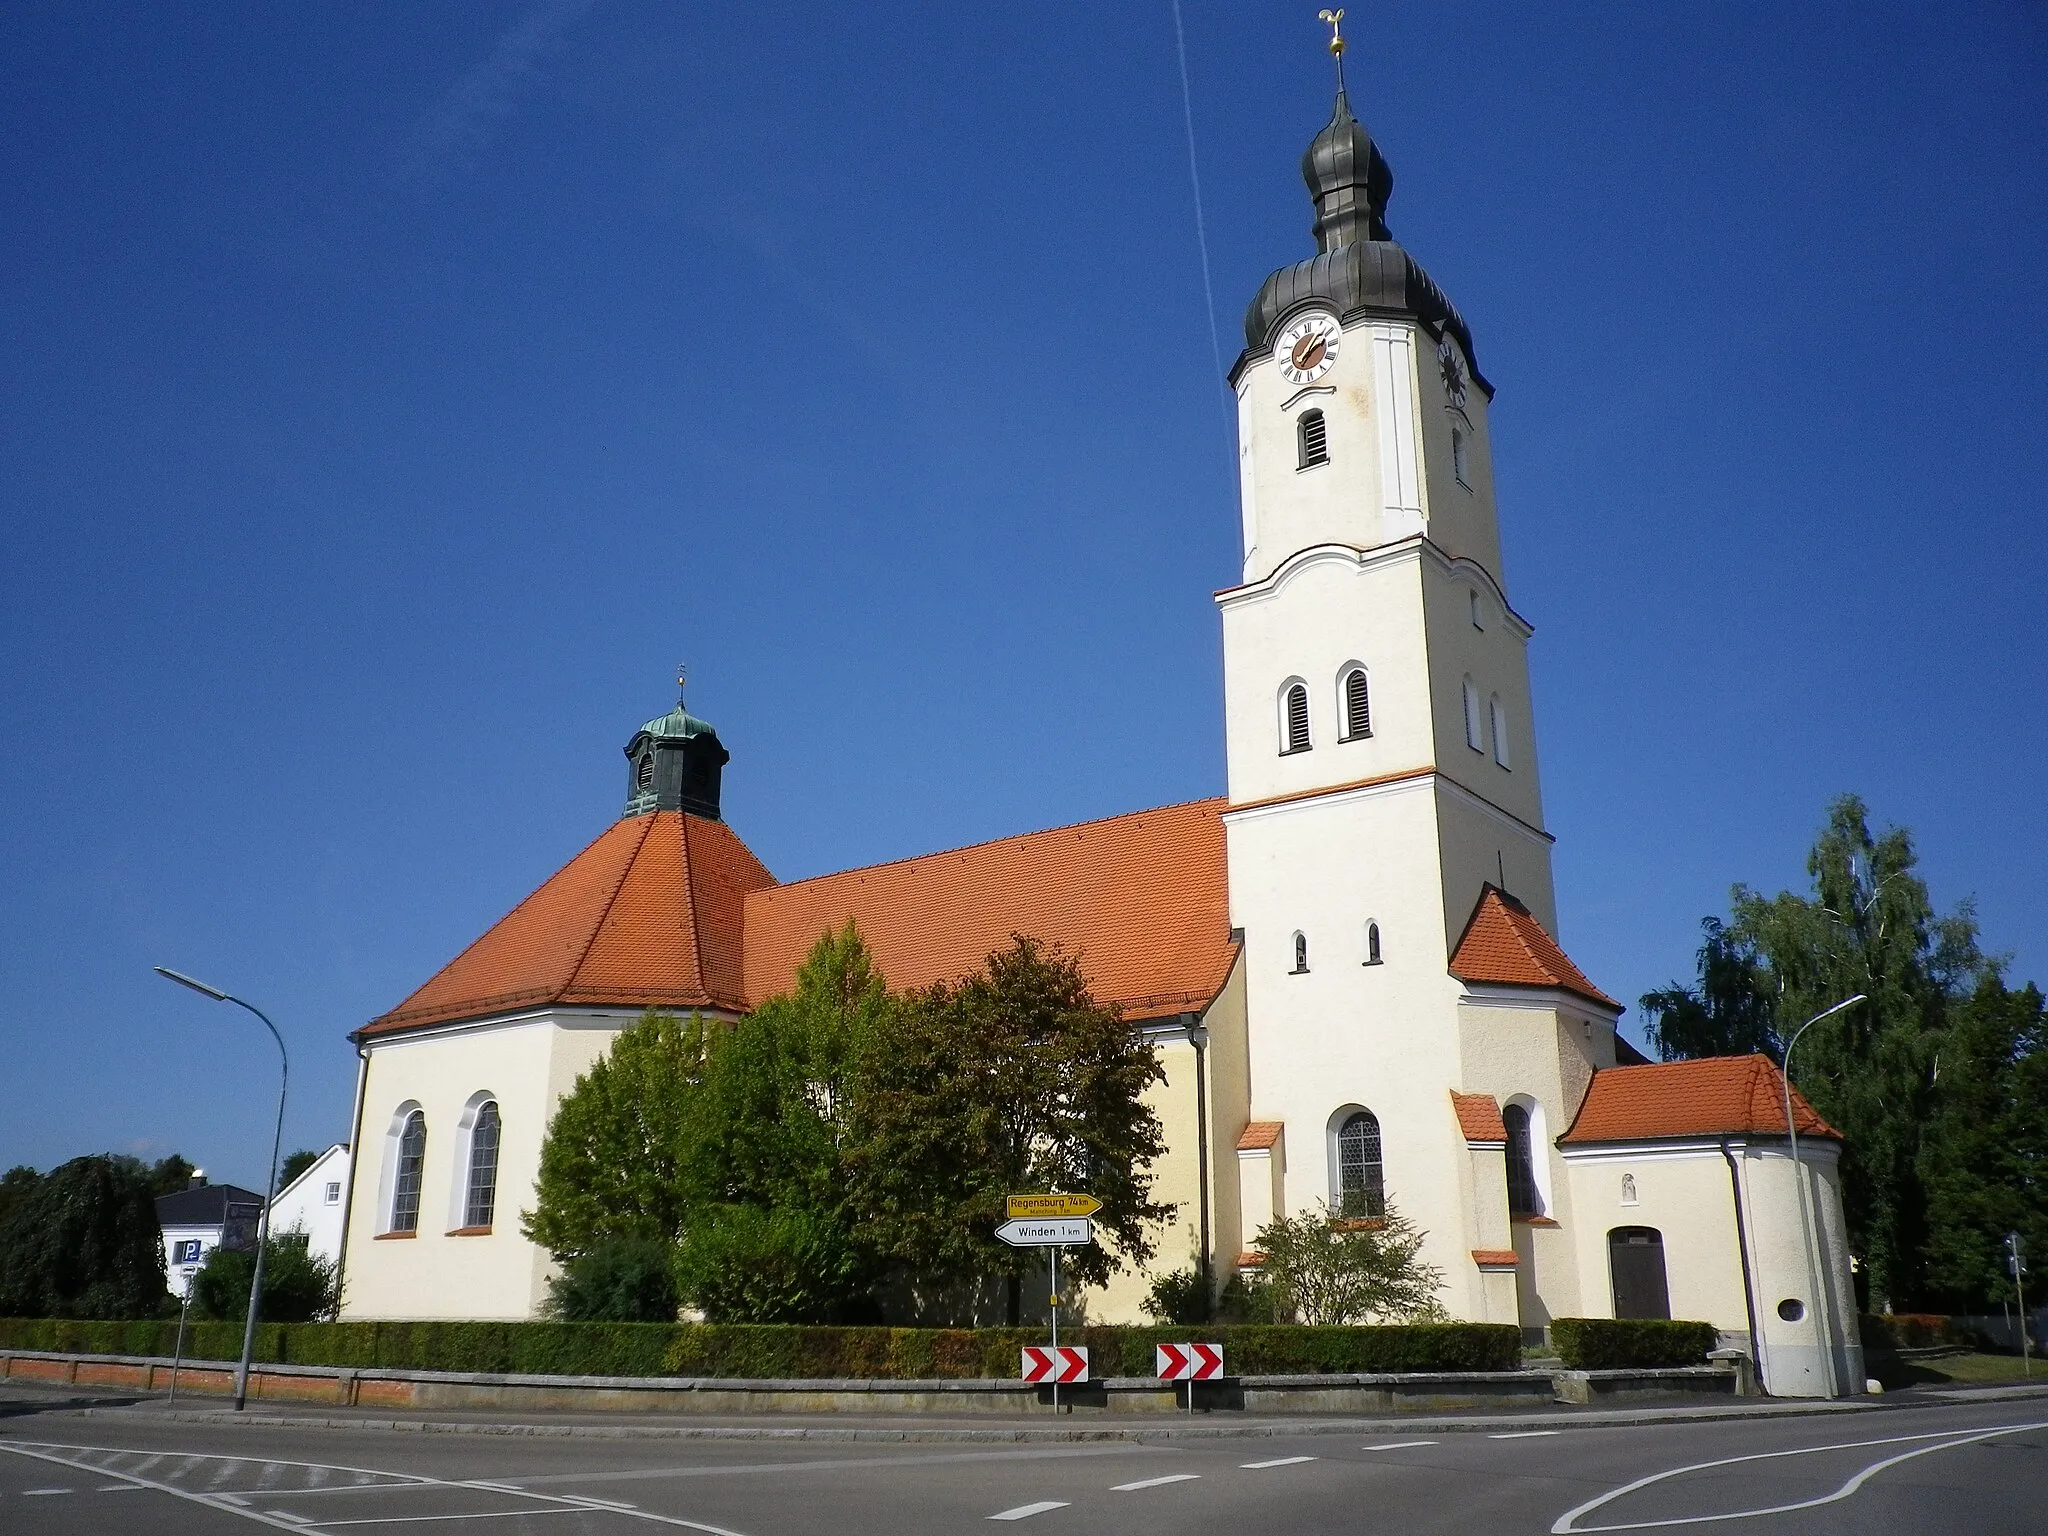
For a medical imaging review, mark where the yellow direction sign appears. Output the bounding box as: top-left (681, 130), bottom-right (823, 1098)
top-left (1007, 1193), bottom-right (1102, 1220)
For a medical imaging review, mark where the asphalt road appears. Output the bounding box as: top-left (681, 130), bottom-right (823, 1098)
top-left (2, 1388), bottom-right (2045, 1534)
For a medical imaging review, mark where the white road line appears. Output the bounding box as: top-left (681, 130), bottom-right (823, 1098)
top-left (1240, 1456), bottom-right (1317, 1469)
top-left (1364, 1441), bottom-right (1438, 1451)
top-left (989, 1501), bottom-right (1070, 1520)
top-left (312, 1512), bottom-right (591, 1526)
top-left (264, 1515), bottom-right (315, 1527)
top-left (0, 1444), bottom-right (310, 1532)
top-left (1492, 1430), bottom-right (1562, 1439)
top-left (23, 1487), bottom-right (74, 1495)
top-left (1550, 1418), bottom-right (2048, 1533)
top-left (97, 1484), bottom-right (147, 1492)
top-left (1112, 1474), bottom-right (1201, 1491)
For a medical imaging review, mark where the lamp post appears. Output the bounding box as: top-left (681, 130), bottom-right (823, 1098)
top-left (1781, 993), bottom-right (1865, 1398)
top-left (154, 967), bottom-right (288, 1413)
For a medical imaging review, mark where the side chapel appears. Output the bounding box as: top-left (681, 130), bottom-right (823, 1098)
top-left (337, 51), bottom-right (1864, 1397)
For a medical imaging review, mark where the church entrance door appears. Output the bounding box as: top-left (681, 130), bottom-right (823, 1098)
top-left (1608, 1226), bottom-right (1671, 1319)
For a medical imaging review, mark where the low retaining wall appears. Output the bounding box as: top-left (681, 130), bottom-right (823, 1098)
top-left (0, 1349), bottom-right (1735, 1416)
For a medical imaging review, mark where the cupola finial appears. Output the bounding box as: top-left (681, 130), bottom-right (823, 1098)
top-left (1318, 8), bottom-right (1346, 93)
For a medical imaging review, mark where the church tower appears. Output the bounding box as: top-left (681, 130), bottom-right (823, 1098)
top-left (1217, 33), bottom-right (1611, 1324)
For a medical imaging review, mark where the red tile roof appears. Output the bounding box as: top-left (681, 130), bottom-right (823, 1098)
top-left (1560, 1055), bottom-right (1842, 1144)
top-left (742, 798), bottom-right (1234, 1020)
top-left (363, 813), bottom-right (774, 1035)
top-left (365, 799), bottom-right (1237, 1036)
top-left (1470, 1248), bottom-right (1519, 1268)
top-left (1450, 885), bottom-right (1621, 1010)
top-left (1237, 1121), bottom-right (1285, 1152)
top-left (1450, 1091), bottom-right (1507, 1144)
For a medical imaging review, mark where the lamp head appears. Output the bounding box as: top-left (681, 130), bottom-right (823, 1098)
top-left (155, 966), bottom-right (232, 1002)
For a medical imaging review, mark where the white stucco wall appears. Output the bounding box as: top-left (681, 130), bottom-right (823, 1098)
top-left (268, 1144), bottom-right (350, 1270)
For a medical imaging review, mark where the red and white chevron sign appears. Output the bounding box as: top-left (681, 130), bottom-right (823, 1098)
top-left (1154, 1342), bottom-right (1224, 1381)
top-left (1021, 1345), bottom-right (1090, 1384)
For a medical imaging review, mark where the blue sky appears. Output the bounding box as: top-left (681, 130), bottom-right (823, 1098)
top-left (3, 2), bottom-right (2043, 1188)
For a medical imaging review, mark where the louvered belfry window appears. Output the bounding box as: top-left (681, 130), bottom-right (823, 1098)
top-left (391, 1110), bottom-right (427, 1233)
top-left (1343, 668), bottom-right (1370, 739)
top-left (1337, 1111), bottom-right (1385, 1218)
top-left (1299, 409), bottom-right (1329, 468)
top-left (464, 1101), bottom-right (502, 1229)
top-left (1284, 684), bottom-right (1310, 753)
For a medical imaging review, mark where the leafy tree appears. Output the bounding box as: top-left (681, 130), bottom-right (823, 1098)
top-left (523, 1009), bottom-right (711, 1256)
top-left (0, 1155), bottom-right (171, 1318)
top-left (277, 1149), bottom-right (322, 1190)
top-left (846, 935), bottom-right (1171, 1310)
top-left (542, 1236), bottom-right (680, 1322)
top-left (1640, 795), bottom-right (2005, 1310)
top-left (1249, 1202), bottom-right (1447, 1325)
top-left (1141, 1263), bottom-right (1214, 1325)
top-left (1917, 974), bottom-right (2048, 1309)
top-left (190, 1230), bottom-right (339, 1323)
top-left (0, 1166), bottom-right (38, 1232)
top-left (146, 1155), bottom-right (199, 1197)
top-left (671, 1205), bottom-right (865, 1323)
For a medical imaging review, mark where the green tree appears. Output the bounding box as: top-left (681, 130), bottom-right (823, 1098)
top-left (1640, 795), bottom-right (1998, 1310)
top-left (846, 935), bottom-right (1171, 1308)
top-left (277, 1149), bottom-right (322, 1190)
top-left (1249, 1202), bottom-right (1447, 1325)
top-left (1917, 974), bottom-right (2048, 1309)
top-left (671, 1205), bottom-right (864, 1323)
top-left (0, 1155), bottom-right (171, 1318)
top-left (523, 1008), bottom-right (711, 1256)
top-left (146, 1155), bottom-right (199, 1197)
top-left (0, 1166), bottom-right (39, 1232)
top-left (542, 1236), bottom-right (680, 1322)
top-left (190, 1230), bottom-right (339, 1323)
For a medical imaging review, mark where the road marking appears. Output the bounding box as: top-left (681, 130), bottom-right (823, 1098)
top-left (989, 1501), bottom-right (1070, 1520)
top-left (264, 1515), bottom-right (314, 1527)
top-left (97, 1484), bottom-right (146, 1492)
top-left (1240, 1456), bottom-right (1317, 1468)
top-left (315, 1512), bottom-right (590, 1526)
top-left (1492, 1430), bottom-right (1562, 1440)
top-left (1112, 1474), bottom-right (1201, 1491)
top-left (23, 1487), bottom-right (73, 1495)
top-left (1364, 1441), bottom-right (1438, 1451)
top-left (1551, 1418), bottom-right (2048, 1533)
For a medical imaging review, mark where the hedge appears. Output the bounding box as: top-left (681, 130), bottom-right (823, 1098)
top-left (1550, 1318), bottom-right (1717, 1370)
top-left (0, 1318), bottom-right (1520, 1379)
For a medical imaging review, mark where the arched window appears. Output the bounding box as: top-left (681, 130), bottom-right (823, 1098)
top-left (1463, 677), bottom-right (1483, 751)
top-left (1504, 1103), bottom-right (1542, 1215)
top-left (1281, 682), bottom-right (1311, 754)
top-left (1335, 1110), bottom-right (1385, 1218)
top-left (1469, 589), bottom-right (1485, 630)
top-left (463, 1100), bottom-right (501, 1230)
top-left (1341, 667), bottom-right (1371, 740)
top-left (636, 752), bottom-right (654, 792)
top-left (1292, 932), bottom-right (1309, 974)
top-left (1490, 694), bottom-right (1511, 768)
top-left (1298, 409), bottom-right (1329, 469)
top-left (390, 1109), bottom-right (426, 1234)
top-left (1452, 425), bottom-right (1470, 486)
top-left (1364, 921), bottom-right (1382, 965)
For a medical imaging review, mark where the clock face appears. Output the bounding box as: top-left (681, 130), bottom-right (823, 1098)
top-left (1276, 313), bottom-right (1342, 385)
top-left (1438, 336), bottom-right (1469, 408)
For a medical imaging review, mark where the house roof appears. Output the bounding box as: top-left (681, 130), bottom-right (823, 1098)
top-left (362, 812), bottom-right (775, 1036)
top-left (1560, 1054), bottom-right (1841, 1144)
top-left (154, 1183), bottom-right (266, 1228)
top-left (273, 1144), bottom-right (349, 1203)
top-left (1450, 1091), bottom-right (1507, 1144)
top-left (365, 798), bottom-right (1236, 1037)
top-left (741, 798), bottom-right (1235, 1020)
top-left (1449, 885), bottom-right (1621, 1010)
top-left (1237, 1121), bottom-right (1285, 1152)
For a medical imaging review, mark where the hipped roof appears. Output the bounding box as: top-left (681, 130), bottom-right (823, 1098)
top-left (1449, 884), bottom-right (1620, 1010)
top-left (1560, 1054), bottom-right (1842, 1144)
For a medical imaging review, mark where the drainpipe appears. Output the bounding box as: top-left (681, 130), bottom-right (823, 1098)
top-left (331, 1035), bottom-right (371, 1314)
top-left (1184, 1014), bottom-right (1212, 1309)
top-left (1720, 1138), bottom-right (1764, 1392)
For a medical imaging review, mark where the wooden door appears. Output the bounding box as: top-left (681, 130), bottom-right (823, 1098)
top-left (1609, 1226), bottom-right (1671, 1319)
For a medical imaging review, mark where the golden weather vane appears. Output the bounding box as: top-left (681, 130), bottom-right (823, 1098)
top-left (1318, 8), bottom-right (1346, 58)
top-left (675, 663), bottom-right (688, 706)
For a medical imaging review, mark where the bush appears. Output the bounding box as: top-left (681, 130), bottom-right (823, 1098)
top-left (1249, 1202), bottom-right (1447, 1325)
top-left (543, 1237), bottom-right (679, 1323)
top-left (1141, 1265), bottom-right (1212, 1324)
top-left (671, 1206), bottom-right (864, 1323)
top-left (190, 1232), bottom-right (338, 1324)
top-left (1550, 1318), bottom-right (1718, 1370)
top-left (1858, 1313), bottom-right (1968, 1350)
top-left (0, 1316), bottom-right (1522, 1378)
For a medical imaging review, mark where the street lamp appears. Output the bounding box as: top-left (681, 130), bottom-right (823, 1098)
top-left (154, 966), bottom-right (288, 1413)
top-left (1781, 993), bottom-right (1865, 1398)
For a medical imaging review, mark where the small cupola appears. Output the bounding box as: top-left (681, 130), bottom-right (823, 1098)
top-left (1304, 86), bottom-right (1393, 250)
top-left (622, 670), bottom-right (729, 821)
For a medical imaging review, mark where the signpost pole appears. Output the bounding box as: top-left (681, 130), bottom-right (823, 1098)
top-left (1048, 1253), bottom-right (1064, 1417)
top-left (168, 1278), bottom-right (193, 1404)
top-left (2012, 1233), bottom-right (2031, 1377)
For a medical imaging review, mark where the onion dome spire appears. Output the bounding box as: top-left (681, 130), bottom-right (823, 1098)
top-left (1304, 13), bottom-right (1392, 250)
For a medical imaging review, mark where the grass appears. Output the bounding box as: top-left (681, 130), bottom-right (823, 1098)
top-left (1874, 1350), bottom-right (2046, 1389)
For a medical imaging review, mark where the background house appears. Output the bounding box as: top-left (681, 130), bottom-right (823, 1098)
top-left (154, 1179), bottom-right (265, 1300)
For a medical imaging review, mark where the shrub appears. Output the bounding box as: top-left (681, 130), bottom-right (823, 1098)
top-left (1250, 1202), bottom-right (1447, 1325)
top-left (543, 1237), bottom-right (679, 1323)
top-left (1858, 1313), bottom-right (1967, 1350)
top-left (671, 1206), bottom-right (864, 1323)
top-left (0, 1317), bottom-right (1522, 1378)
top-left (190, 1232), bottom-right (338, 1323)
top-left (1550, 1318), bottom-right (1718, 1370)
top-left (1140, 1265), bottom-right (1212, 1324)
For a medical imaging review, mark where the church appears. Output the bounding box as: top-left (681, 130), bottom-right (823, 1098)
top-left (334, 52), bottom-right (1864, 1398)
